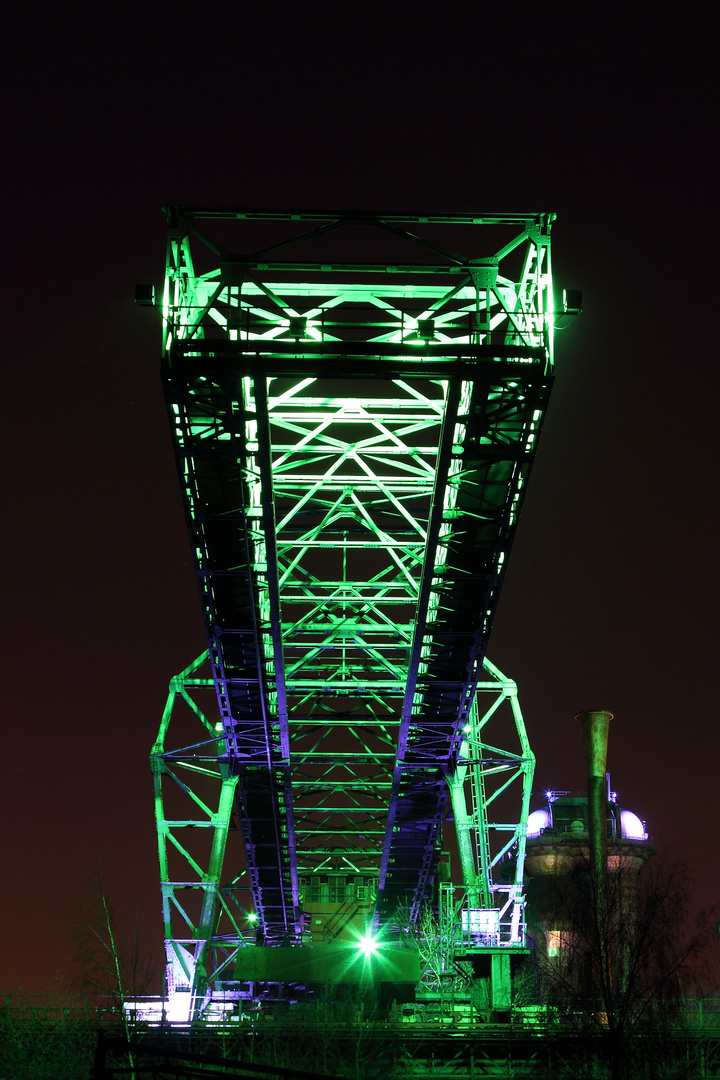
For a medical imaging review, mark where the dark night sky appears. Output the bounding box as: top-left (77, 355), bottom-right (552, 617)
top-left (3, 2), bottom-right (718, 991)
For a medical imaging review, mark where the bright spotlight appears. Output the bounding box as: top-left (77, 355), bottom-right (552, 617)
top-left (357, 933), bottom-right (379, 957)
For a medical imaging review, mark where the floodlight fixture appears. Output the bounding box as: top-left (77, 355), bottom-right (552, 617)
top-left (134, 283), bottom-right (156, 307)
top-left (288, 316), bottom-right (307, 339)
top-left (357, 932), bottom-right (380, 957)
top-left (562, 289), bottom-right (583, 315)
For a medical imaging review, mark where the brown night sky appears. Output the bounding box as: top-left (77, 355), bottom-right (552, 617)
top-left (2, 2), bottom-right (718, 991)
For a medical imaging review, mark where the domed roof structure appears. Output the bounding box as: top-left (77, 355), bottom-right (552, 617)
top-left (527, 792), bottom-right (648, 842)
top-left (524, 791), bottom-right (654, 878)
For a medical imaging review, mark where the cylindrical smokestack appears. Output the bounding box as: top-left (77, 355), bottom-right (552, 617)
top-left (576, 709), bottom-right (613, 782)
top-left (575, 710), bottom-right (613, 879)
top-left (576, 709), bottom-right (614, 999)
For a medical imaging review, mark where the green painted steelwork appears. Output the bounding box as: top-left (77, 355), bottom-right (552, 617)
top-left (153, 209), bottom-right (554, 1014)
top-left (446, 659), bottom-right (535, 946)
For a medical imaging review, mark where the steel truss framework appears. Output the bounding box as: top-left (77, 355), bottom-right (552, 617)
top-left (153, 654), bottom-right (535, 1008)
top-left (153, 208), bottom-right (554, 1009)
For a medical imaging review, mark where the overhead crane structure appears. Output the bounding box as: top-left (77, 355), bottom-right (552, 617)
top-left (151, 208), bottom-right (555, 1018)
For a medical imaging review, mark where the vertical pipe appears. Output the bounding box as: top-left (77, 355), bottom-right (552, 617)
top-left (575, 710), bottom-right (613, 888)
top-left (447, 753), bottom-right (483, 909)
top-left (576, 709), bottom-right (613, 1001)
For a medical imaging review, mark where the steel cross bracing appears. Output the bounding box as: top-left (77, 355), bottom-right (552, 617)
top-left (154, 208), bottom-right (554, 995)
top-left (445, 658), bottom-right (535, 950)
top-left (152, 653), bottom-right (535, 1010)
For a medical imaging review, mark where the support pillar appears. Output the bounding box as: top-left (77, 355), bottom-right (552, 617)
top-left (491, 952), bottom-right (511, 1011)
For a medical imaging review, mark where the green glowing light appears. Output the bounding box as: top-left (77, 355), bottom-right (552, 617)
top-left (357, 932), bottom-right (380, 957)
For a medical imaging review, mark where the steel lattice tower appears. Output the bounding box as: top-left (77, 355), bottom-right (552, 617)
top-left (150, 209), bottom-right (555, 1019)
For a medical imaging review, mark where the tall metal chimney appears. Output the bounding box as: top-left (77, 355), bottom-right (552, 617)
top-left (576, 709), bottom-right (614, 1001)
top-left (575, 709), bottom-right (613, 887)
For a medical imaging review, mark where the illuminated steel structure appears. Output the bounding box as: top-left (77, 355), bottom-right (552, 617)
top-left (151, 209), bottom-right (555, 1014)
